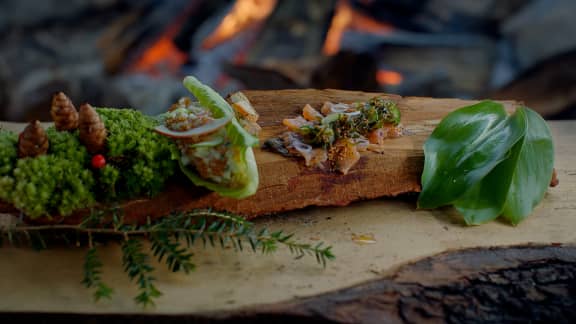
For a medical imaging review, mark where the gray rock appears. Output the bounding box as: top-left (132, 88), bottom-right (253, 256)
top-left (501, 0), bottom-right (576, 71)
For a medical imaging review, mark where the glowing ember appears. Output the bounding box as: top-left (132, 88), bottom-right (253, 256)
top-left (129, 3), bottom-right (198, 76)
top-left (323, 0), bottom-right (394, 56)
top-left (377, 70), bottom-right (403, 86)
top-left (131, 35), bottom-right (187, 76)
top-left (202, 0), bottom-right (277, 50)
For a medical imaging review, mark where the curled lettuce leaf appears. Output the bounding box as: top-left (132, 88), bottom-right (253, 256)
top-left (179, 146), bottom-right (259, 199)
top-left (183, 76), bottom-right (259, 148)
top-left (176, 76), bottom-right (260, 199)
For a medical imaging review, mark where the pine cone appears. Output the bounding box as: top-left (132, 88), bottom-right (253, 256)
top-left (51, 92), bottom-right (79, 131)
top-left (18, 120), bottom-right (49, 158)
top-left (79, 103), bottom-right (107, 154)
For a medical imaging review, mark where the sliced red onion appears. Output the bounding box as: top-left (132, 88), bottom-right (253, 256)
top-left (154, 114), bottom-right (232, 139)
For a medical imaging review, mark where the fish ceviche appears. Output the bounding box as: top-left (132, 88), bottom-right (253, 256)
top-left (154, 77), bottom-right (260, 199)
top-left (264, 96), bottom-right (405, 174)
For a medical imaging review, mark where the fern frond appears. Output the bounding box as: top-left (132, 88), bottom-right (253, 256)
top-left (79, 209), bottom-right (106, 228)
top-left (112, 209), bottom-right (125, 231)
top-left (29, 230), bottom-right (47, 251)
top-left (82, 247), bottom-right (113, 302)
top-left (150, 232), bottom-right (195, 274)
top-left (257, 231), bottom-right (336, 268)
top-left (0, 208), bottom-right (336, 308)
top-left (121, 238), bottom-right (161, 307)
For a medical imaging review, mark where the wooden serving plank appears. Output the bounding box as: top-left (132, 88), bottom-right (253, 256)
top-left (1, 244), bottom-right (575, 323)
top-left (0, 89), bottom-right (518, 224)
top-left (200, 244), bottom-right (576, 323)
top-left (133, 90), bottom-right (516, 219)
top-left (0, 121), bottom-right (572, 319)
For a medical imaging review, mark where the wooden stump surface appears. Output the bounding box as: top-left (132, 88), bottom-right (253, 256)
top-left (1, 89), bottom-right (518, 224)
top-left (0, 93), bottom-right (573, 323)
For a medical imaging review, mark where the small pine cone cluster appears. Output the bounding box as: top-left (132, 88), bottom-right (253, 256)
top-left (15, 92), bottom-right (109, 159)
top-left (51, 92), bottom-right (79, 131)
top-left (18, 120), bottom-right (49, 158)
top-left (78, 103), bottom-right (107, 154)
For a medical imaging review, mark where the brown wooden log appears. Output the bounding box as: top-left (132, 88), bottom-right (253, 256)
top-left (0, 89), bottom-right (519, 225)
top-left (206, 244), bottom-right (576, 323)
top-left (1, 244), bottom-right (574, 323)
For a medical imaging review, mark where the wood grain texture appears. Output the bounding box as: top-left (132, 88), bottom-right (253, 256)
top-left (208, 244), bottom-right (576, 323)
top-left (0, 89), bottom-right (518, 224)
top-left (1, 244), bottom-right (574, 323)
top-left (0, 121), bottom-right (571, 320)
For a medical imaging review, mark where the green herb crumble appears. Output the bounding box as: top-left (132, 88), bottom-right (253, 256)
top-left (0, 108), bottom-right (179, 219)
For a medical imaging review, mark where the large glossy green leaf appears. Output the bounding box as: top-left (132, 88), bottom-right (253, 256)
top-left (502, 107), bottom-right (554, 225)
top-left (418, 101), bottom-right (526, 209)
top-left (453, 109), bottom-right (526, 225)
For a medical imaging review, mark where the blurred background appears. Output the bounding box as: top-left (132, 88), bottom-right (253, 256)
top-left (0, 0), bottom-right (575, 122)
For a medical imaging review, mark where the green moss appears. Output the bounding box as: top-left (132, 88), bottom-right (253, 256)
top-left (46, 127), bottom-right (89, 166)
top-left (6, 155), bottom-right (95, 218)
top-left (95, 108), bottom-right (179, 200)
top-left (0, 108), bottom-right (180, 219)
top-left (0, 129), bottom-right (18, 176)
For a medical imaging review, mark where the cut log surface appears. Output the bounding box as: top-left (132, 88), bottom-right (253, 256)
top-left (0, 120), bottom-right (573, 320)
top-left (208, 244), bottom-right (576, 323)
top-left (0, 89), bottom-right (517, 224)
top-left (1, 244), bottom-right (575, 323)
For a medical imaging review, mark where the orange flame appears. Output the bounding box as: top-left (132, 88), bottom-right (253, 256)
top-left (129, 3), bottom-right (198, 75)
top-left (323, 0), bottom-right (393, 56)
top-left (202, 0), bottom-right (277, 50)
top-left (377, 70), bottom-right (403, 86)
top-left (131, 35), bottom-right (187, 75)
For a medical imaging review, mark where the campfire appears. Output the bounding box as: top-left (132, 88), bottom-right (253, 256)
top-left (323, 0), bottom-right (393, 56)
top-left (1, 0), bottom-right (575, 122)
top-left (201, 0), bottom-right (277, 51)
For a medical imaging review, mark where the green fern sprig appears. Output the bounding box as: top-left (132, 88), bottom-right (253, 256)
top-left (29, 230), bottom-right (47, 251)
top-left (79, 209), bottom-right (107, 228)
top-left (150, 232), bottom-right (195, 273)
top-left (0, 229), bottom-right (10, 247)
top-left (82, 246), bottom-right (114, 301)
top-left (147, 213), bottom-right (336, 267)
top-left (121, 237), bottom-right (162, 307)
top-left (146, 210), bottom-right (253, 251)
top-left (1, 229), bottom-right (27, 248)
top-left (130, 211), bottom-right (335, 267)
top-left (0, 209), bottom-right (335, 308)
top-left (254, 230), bottom-right (335, 266)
